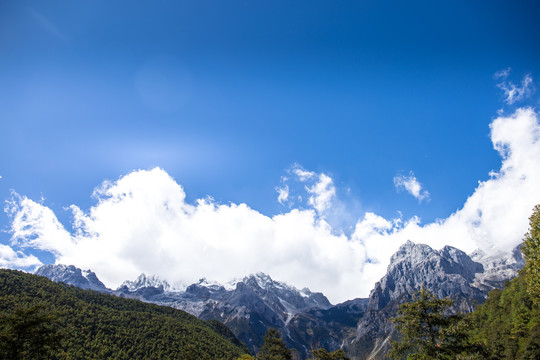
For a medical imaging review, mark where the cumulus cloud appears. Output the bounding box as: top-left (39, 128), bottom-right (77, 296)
top-left (306, 173), bottom-right (336, 214)
top-left (287, 165), bottom-right (337, 215)
top-left (5, 192), bottom-right (74, 256)
top-left (4, 108), bottom-right (540, 303)
top-left (277, 165), bottom-right (338, 216)
top-left (5, 169), bottom-right (365, 302)
top-left (495, 68), bottom-right (534, 105)
top-left (393, 172), bottom-right (430, 202)
top-left (0, 244), bottom-right (41, 269)
top-left (352, 107), bottom-right (540, 288)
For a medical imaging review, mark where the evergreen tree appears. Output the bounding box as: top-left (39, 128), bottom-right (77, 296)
top-left (257, 328), bottom-right (292, 360)
top-left (311, 348), bottom-right (350, 359)
top-left (521, 204), bottom-right (540, 304)
top-left (388, 287), bottom-right (483, 359)
top-left (468, 272), bottom-right (540, 359)
top-left (0, 304), bottom-right (63, 360)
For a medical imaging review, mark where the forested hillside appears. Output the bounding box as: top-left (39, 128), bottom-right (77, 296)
top-left (468, 204), bottom-right (540, 359)
top-left (468, 270), bottom-right (540, 359)
top-left (0, 269), bottom-right (249, 359)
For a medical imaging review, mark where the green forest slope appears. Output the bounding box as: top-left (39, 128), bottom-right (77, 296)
top-left (468, 270), bottom-right (540, 359)
top-left (467, 204), bottom-right (540, 359)
top-left (0, 269), bottom-right (249, 359)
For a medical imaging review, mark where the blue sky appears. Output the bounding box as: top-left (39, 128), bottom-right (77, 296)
top-left (1, 1), bottom-right (540, 301)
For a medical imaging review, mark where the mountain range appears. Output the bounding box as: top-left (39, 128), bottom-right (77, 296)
top-left (35, 241), bottom-right (523, 359)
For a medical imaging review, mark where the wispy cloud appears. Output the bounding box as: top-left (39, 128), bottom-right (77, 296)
top-left (495, 68), bottom-right (534, 105)
top-left (276, 183), bottom-right (289, 205)
top-left (292, 167), bottom-right (316, 182)
top-left (278, 164), bottom-right (337, 215)
top-left (28, 8), bottom-right (69, 43)
top-left (393, 172), bottom-right (430, 202)
top-left (306, 173), bottom-right (336, 214)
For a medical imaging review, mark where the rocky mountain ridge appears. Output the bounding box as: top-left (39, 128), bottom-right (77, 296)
top-left (115, 272), bottom-right (351, 357)
top-left (345, 240), bottom-right (524, 359)
top-left (35, 264), bottom-right (110, 293)
top-left (35, 241), bottom-right (523, 359)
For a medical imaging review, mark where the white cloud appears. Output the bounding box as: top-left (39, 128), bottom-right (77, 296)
top-left (352, 107), bottom-right (540, 288)
top-left (306, 173), bottom-right (336, 214)
top-left (5, 192), bottom-right (74, 256)
top-left (276, 184), bottom-right (289, 205)
top-left (393, 172), bottom-right (430, 202)
top-left (4, 108), bottom-right (540, 303)
top-left (495, 68), bottom-right (534, 105)
top-left (5, 169), bottom-right (365, 303)
top-left (293, 166), bottom-right (316, 182)
top-left (0, 244), bottom-right (42, 269)
top-left (279, 165), bottom-right (337, 216)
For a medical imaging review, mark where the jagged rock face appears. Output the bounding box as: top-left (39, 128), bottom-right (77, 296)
top-left (471, 246), bottom-right (525, 292)
top-left (369, 241), bottom-right (486, 313)
top-left (189, 273), bottom-right (351, 357)
top-left (345, 240), bottom-right (523, 360)
top-left (117, 272), bottom-right (353, 357)
top-left (119, 273), bottom-right (171, 292)
top-left (35, 264), bottom-right (109, 293)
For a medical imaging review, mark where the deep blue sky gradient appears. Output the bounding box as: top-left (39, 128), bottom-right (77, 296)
top-left (1, 0), bottom-right (540, 244)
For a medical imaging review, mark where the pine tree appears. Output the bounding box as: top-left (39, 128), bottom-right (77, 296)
top-left (257, 328), bottom-right (292, 360)
top-left (311, 348), bottom-right (350, 359)
top-left (0, 304), bottom-right (63, 360)
top-left (388, 287), bottom-right (483, 359)
top-left (236, 355), bottom-right (256, 360)
top-left (521, 204), bottom-right (540, 304)
top-left (467, 265), bottom-right (540, 359)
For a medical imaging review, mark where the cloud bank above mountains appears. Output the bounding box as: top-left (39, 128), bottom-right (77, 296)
top-left (3, 107), bottom-right (540, 303)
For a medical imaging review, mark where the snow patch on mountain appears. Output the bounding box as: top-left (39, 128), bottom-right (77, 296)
top-left (118, 273), bottom-right (187, 292)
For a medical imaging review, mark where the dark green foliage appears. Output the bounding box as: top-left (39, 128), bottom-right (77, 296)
top-left (388, 287), bottom-right (483, 359)
top-left (463, 204), bottom-right (540, 359)
top-left (521, 204), bottom-right (540, 304)
top-left (0, 269), bottom-right (247, 359)
top-left (206, 319), bottom-right (251, 354)
top-left (0, 304), bottom-right (63, 360)
top-left (468, 272), bottom-right (540, 359)
top-left (257, 328), bottom-right (292, 360)
top-left (311, 348), bottom-right (350, 359)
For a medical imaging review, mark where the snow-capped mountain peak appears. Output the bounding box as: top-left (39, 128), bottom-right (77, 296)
top-left (119, 273), bottom-right (171, 292)
top-left (35, 264), bottom-right (109, 293)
